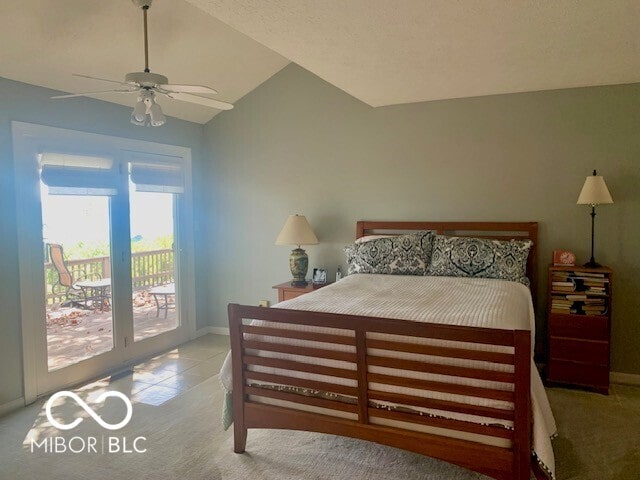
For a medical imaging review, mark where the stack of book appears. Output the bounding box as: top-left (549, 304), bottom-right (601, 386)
top-left (550, 271), bottom-right (609, 316)
top-left (550, 296), bottom-right (574, 313)
top-left (581, 272), bottom-right (608, 295)
top-left (582, 298), bottom-right (607, 315)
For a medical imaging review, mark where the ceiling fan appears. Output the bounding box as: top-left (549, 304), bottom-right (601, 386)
top-left (51, 0), bottom-right (233, 126)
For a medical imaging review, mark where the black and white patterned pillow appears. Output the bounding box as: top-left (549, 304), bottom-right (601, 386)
top-left (344, 231), bottom-right (434, 276)
top-left (426, 235), bottom-right (532, 285)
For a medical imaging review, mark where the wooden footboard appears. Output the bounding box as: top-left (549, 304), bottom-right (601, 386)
top-left (229, 304), bottom-right (532, 480)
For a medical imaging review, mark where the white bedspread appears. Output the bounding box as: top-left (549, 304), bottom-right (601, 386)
top-left (219, 274), bottom-right (556, 478)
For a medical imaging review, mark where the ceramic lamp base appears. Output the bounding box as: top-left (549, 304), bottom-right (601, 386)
top-left (289, 247), bottom-right (309, 286)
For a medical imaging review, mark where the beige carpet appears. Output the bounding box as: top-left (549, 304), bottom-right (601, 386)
top-left (1, 368), bottom-right (639, 480)
top-left (0, 375), bottom-right (487, 480)
top-left (216, 428), bottom-right (490, 480)
top-left (545, 384), bottom-right (640, 480)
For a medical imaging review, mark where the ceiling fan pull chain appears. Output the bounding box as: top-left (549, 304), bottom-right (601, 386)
top-left (143, 5), bottom-right (150, 73)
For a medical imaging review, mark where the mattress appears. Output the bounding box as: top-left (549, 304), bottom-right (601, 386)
top-left (219, 274), bottom-right (557, 477)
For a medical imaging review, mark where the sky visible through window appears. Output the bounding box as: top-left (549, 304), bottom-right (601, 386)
top-left (41, 181), bottom-right (173, 251)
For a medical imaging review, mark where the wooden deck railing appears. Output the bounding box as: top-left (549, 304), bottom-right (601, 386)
top-left (44, 249), bottom-right (174, 305)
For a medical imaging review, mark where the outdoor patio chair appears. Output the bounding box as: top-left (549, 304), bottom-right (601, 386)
top-left (48, 243), bottom-right (111, 310)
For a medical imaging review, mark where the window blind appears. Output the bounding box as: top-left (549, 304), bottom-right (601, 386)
top-left (39, 152), bottom-right (118, 196)
top-left (128, 153), bottom-right (184, 194)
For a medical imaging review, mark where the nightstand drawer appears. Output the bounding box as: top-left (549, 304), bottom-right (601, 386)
top-left (282, 290), bottom-right (307, 301)
top-left (549, 337), bottom-right (609, 365)
top-left (548, 313), bottom-right (608, 340)
top-left (273, 281), bottom-right (332, 303)
top-left (547, 360), bottom-right (609, 389)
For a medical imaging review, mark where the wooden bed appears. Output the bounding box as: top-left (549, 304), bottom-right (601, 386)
top-left (228, 221), bottom-right (542, 480)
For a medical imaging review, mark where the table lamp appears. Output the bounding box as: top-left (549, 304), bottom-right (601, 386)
top-left (577, 169), bottom-right (613, 268)
top-left (275, 215), bottom-right (318, 286)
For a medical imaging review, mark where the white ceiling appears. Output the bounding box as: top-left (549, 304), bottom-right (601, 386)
top-left (0, 0), bottom-right (289, 124)
top-left (1, 1), bottom-right (639, 124)
top-left (186, 0), bottom-right (640, 107)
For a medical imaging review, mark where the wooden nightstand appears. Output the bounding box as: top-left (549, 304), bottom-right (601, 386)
top-left (272, 281), bottom-right (331, 302)
top-left (546, 265), bottom-right (613, 394)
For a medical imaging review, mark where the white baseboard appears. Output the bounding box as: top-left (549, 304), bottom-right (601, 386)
top-left (196, 326), bottom-right (229, 337)
top-left (0, 397), bottom-right (25, 418)
top-left (611, 371), bottom-right (640, 386)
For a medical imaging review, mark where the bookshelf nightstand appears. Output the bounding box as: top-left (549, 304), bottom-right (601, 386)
top-left (546, 265), bottom-right (613, 394)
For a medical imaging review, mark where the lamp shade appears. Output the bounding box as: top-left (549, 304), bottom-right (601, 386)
top-left (577, 172), bottom-right (613, 206)
top-left (275, 215), bottom-right (318, 246)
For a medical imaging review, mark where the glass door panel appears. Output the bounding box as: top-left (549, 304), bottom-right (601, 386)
top-left (13, 123), bottom-right (194, 401)
top-left (129, 187), bottom-right (179, 342)
top-left (41, 185), bottom-right (114, 371)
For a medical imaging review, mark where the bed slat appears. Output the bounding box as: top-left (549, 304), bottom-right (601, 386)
top-left (369, 408), bottom-right (514, 440)
top-left (367, 373), bottom-right (514, 402)
top-left (365, 322), bottom-right (517, 347)
top-left (239, 306), bottom-right (517, 347)
top-left (368, 390), bottom-right (514, 421)
top-left (243, 340), bottom-right (356, 363)
top-left (367, 338), bottom-right (515, 364)
top-left (368, 356), bottom-right (515, 383)
top-left (244, 370), bottom-right (358, 397)
top-left (246, 386), bottom-right (358, 414)
top-left (243, 355), bottom-right (357, 380)
top-left (242, 325), bottom-right (355, 345)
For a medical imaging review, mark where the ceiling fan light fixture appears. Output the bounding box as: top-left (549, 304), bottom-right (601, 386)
top-left (132, 98), bottom-right (147, 123)
top-left (130, 90), bottom-right (165, 127)
top-left (130, 111), bottom-right (147, 126)
top-left (148, 102), bottom-right (166, 127)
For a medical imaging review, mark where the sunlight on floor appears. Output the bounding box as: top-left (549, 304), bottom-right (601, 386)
top-left (22, 334), bottom-right (230, 449)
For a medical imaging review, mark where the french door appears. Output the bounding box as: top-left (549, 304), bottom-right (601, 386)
top-left (12, 122), bottom-right (196, 401)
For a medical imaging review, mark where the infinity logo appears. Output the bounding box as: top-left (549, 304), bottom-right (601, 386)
top-left (45, 391), bottom-right (133, 431)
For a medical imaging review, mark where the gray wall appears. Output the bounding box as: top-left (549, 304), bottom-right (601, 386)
top-left (0, 77), bottom-right (206, 407)
top-left (203, 64), bottom-right (640, 375)
top-left (3, 63), bottom-right (639, 410)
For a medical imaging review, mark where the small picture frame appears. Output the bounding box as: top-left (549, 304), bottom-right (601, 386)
top-left (312, 268), bottom-right (327, 285)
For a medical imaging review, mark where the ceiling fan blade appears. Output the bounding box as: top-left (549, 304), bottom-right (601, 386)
top-left (72, 73), bottom-right (129, 85)
top-left (162, 91), bottom-right (234, 110)
top-left (51, 89), bottom-right (139, 99)
top-left (159, 84), bottom-right (218, 95)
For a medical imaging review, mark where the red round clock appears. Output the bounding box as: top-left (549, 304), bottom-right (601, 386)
top-left (553, 250), bottom-right (576, 266)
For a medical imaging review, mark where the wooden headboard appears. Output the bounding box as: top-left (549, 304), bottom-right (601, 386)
top-left (356, 221), bottom-right (538, 304)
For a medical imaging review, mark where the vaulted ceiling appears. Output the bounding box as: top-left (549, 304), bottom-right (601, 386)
top-left (186, 0), bottom-right (640, 107)
top-left (1, 1), bottom-right (639, 124)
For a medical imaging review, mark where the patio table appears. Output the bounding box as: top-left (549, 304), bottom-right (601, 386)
top-left (75, 278), bottom-right (111, 312)
top-left (149, 283), bottom-right (175, 318)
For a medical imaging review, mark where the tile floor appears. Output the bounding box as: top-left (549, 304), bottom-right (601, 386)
top-left (79, 333), bottom-right (230, 407)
